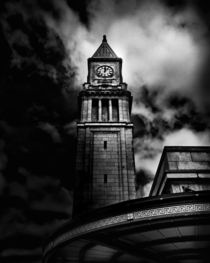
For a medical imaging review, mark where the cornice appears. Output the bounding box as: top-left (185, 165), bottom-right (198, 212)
top-left (79, 89), bottom-right (131, 97)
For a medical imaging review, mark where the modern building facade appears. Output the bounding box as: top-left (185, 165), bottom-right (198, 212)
top-left (43, 37), bottom-right (210, 263)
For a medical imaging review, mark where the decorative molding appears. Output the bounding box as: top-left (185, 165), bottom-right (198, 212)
top-left (79, 89), bottom-right (131, 97)
top-left (134, 203), bottom-right (210, 219)
top-left (44, 203), bottom-right (210, 257)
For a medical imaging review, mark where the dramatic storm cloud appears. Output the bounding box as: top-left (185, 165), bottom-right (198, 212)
top-left (0, 0), bottom-right (78, 261)
top-left (1, 0), bottom-right (210, 262)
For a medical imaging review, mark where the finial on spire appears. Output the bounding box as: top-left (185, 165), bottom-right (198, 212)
top-left (103, 35), bottom-right (107, 42)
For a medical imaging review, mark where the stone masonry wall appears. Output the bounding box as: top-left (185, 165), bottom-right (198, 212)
top-left (92, 132), bottom-right (120, 207)
top-left (74, 125), bottom-right (136, 214)
top-left (166, 151), bottom-right (210, 172)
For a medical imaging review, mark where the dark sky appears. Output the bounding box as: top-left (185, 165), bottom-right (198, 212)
top-left (0, 0), bottom-right (210, 262)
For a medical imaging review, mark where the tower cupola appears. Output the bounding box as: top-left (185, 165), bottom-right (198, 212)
top-left (86, 35), bottom-right (123, 87)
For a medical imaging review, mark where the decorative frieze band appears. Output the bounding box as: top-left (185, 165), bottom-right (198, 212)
top-left (44, 202), bottom-right (210, 257)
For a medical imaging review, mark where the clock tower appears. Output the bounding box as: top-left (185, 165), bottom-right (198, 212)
top-left (73, 35), bottom-right (136, 216)
top-left (87, 35), bottom-right (122, 86)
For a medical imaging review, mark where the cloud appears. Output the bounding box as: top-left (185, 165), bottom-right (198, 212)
top-left (163, 128), bottom-right (210, 146)
top-left (0, 2), bottom-right (78, 260)
top-left (136, 168), bottom-right (154, 197)
top-left (134, 136), bottom-right (162, 175)
top-left (38, 122), bottom-right (62, 143)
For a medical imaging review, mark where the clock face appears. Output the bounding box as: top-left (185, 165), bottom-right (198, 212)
top-left (96, 65), bottom-right (114, 78)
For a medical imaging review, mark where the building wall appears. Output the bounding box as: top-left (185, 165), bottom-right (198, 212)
top-left (166, 150), bottom-right (210, 194)
top-left (150, 147), bottom-right (210, 196)
top-left (92, 132), bottom-right (120, 206)
top-left (166, 151), bottom-right (210, 171)
top-left (74, 123), bottom-right (136, 214)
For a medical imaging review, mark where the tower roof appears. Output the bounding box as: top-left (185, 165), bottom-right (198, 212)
top-left (92, 35), bottom-right (118, 58)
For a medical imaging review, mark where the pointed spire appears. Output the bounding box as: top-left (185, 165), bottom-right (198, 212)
top-left (92, 35), bottom-right (118, 58)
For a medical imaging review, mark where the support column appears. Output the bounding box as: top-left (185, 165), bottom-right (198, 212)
top-left (109, 99), bottom-right (112, 121)
top-left (82, 98), bottom-right (88, 121)
top-left (80, 98), bottom-right (84, 121)
top-left (87, 98), bottom-right (92, 121)
top-left (123, 99), bottom-right (127, 121)
top-left (119, 99), bottom-right (123, 121)
top-left (126, 99), bottom-right (130, 121)
top-left (98, 99), bottom-right (102, 121)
